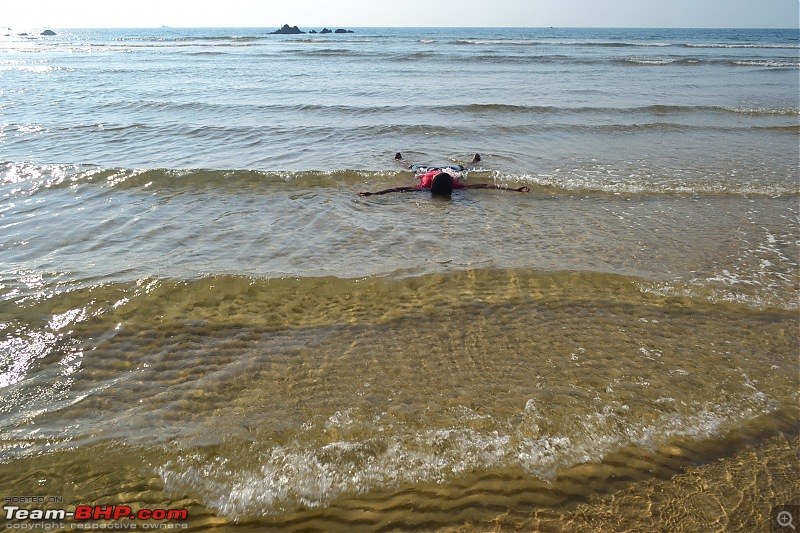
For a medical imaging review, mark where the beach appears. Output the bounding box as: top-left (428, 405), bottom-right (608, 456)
top-left (0, 27), bottom-right (798, 531)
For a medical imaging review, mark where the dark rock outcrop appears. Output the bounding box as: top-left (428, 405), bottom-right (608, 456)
top-left (41, 29), bottom-right (56, 36)
top-left (269, 25), bottom-right (354, 36)
top-left (270, 25), bottom-right (304, 35)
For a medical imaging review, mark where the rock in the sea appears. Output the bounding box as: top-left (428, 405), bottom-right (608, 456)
top-left (334, 29), bottom-right (354, 34)
top-left (320, 28), bottom-right (332, 34)
top-left (270, 24), bottom-right (304, 35)
top-left (41, 29), bottom-right (56, 36)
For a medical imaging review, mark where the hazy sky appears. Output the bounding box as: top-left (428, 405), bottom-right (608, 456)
top-left (2, 0), bottom-right (799, 29)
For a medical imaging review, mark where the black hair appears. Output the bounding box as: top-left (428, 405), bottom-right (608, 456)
top-left (430, 172), bottom-right (454, 196)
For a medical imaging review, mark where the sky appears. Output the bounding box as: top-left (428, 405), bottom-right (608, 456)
top-left (2, 0), bottom-right (798, 29)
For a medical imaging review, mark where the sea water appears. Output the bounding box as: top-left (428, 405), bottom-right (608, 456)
top-left (0, 27), bottom-right (798, 531)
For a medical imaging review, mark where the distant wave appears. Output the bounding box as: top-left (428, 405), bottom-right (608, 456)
top-left (84, 100), bottom-right (800, 118)
top-left (458, 103), bottom-right (800, 117)
top-left (681, 42), bottom-right (800, 50)
top-left (732, 59), bottom-right (800, 68)
top-left (450, 38), bottom-right (799, 50)
top-left (450, 39), bottom-right (675, 48)
top-left (381, 52), bottom-right (800, 69)
top-left (112, 35), bottom-right (268, 43)
top-left (287, 48), bottom-right (357, 57)
top-left (619, 57), bottom-right (799, 68)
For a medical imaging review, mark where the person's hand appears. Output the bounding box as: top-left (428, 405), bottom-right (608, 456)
top-left (517, 186), bottom-right (530, 192)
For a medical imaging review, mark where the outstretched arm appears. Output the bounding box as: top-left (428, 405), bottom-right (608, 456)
top-left (463, 184), bottom-right (530, 192)
top-left (359, 186), bottom-right (419, 196)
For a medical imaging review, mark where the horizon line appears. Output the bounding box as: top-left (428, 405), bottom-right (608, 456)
top-left (4, 24), bottom-right (799, 30)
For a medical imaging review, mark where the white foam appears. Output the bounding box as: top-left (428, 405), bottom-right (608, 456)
top-left (156, 390), bottom-right (778, 520)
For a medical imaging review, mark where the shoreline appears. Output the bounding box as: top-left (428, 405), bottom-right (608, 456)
top-left (145, 405), bottom-right (799, 531)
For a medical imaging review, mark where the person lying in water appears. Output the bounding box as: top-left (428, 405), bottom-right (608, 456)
top-left (359, 169), bottom-right (530, 196)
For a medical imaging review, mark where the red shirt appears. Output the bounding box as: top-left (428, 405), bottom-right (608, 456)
top-left (416, 170), bottom-right (465, 189)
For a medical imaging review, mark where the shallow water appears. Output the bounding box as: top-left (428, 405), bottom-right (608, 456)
top-left (1, 268), bottom-right (798, 530)
top-left (0, 26), bottom-right (798, 531)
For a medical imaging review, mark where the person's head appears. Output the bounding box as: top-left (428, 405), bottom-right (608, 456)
top-left (431, 172), bottom-right (454, 196)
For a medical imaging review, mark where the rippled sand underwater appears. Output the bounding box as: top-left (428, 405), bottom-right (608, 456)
top-left (1, 269), bottom-right (797, 531)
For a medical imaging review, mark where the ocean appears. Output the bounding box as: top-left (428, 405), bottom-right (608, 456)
top-left (0, 26), bottom-right (798, 531)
